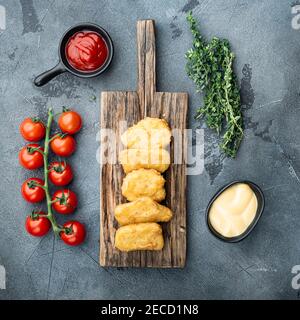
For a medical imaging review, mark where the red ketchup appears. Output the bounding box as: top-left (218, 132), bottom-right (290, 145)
top-left (65, 31), bottom-right (108, 72)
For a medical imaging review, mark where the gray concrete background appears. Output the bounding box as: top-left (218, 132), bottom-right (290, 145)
top-left (0, 0), bottom-right (299, 300)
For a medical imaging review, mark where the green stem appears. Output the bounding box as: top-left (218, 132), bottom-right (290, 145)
top-left (27, 147), bottom-right (45, 156)
top-left (43, 108), bottom-right (63, 236)
top-left (48, 133), bottom-right (60, 143)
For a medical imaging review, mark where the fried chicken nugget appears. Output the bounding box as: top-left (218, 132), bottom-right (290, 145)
top-left (121, 117), bottom-right (171, 149)
top-left (115, 223), bottom-right (164, 251)
top-left (119, 148), bottom-right (170, 174)
top-left (121, 168), bottom-right (166, 202)
top-left (115, 197), bottom-right (173, 226)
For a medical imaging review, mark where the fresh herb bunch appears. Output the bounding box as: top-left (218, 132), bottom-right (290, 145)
top-left (185, 12), bottom-right (243, 157)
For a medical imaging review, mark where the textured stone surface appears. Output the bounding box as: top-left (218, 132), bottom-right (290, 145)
top-left (0, 0), bottom-right (299, 299)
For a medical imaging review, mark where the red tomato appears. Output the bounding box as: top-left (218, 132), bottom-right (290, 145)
top-left (60, 221), bottom-right (86, 246)
top-left (52, 189), bottom-right (78, 214)
top-left (20, 117), bottom-right (46, 142)
top-left (25, 211), bottom-right (51, 237)
top-left (58, 110), bottom-right (82, 134)
top-left (19, 144), bottom-right (44, 170)
top-left (21, 178), bottom-right (45, 203)
top-left (48, 161), bottom-right (73, 186)
top-left (50, 135), bottom-right (76, 157)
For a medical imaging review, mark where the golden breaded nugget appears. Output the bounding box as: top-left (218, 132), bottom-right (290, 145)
top-left (115, 197), bottom-right (173, 226)
top-left (119, 148), bottom-right (170, 174)
top-left (121, 168), bottom-right (166, 202)
top-left (115, 223), bottom-right (164, 251)
top-left (121, 117), bottom-right (171, 149)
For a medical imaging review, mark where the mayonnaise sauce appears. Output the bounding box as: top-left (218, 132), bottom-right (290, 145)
top-left (209, 183), bottom-right (258, 238)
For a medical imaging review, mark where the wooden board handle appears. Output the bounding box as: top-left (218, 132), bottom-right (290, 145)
top-left (137, 20), bottom-right (156, 116)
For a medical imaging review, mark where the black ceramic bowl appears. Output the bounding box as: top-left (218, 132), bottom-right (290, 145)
top-left (206, 180), bottom-right (265, 243)
top-left (34, 23), bottom-right (114, 86)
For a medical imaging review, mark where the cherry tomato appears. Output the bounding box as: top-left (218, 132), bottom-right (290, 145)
top-left (21, 178), bottom-right (45, 203)
top-left (60, 221), bottom-right (86, 246)
top-left (50, 135), bottom-right (76, 157)
top-left (19, 144), bottom-right (44, 170)
top-left (25, 211), bottom-right (51, 237)
top-left (52, 189), bottom-right (78, 214)
top-left (48, 161), bottom-right (73, 186)
top-left (58, 110), bottom-right (82, 134)
top-left (20, 117), bottom-right (46, 142)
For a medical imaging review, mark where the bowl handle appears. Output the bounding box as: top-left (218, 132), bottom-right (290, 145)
top-left (34, 63), bottom-right (66, 87)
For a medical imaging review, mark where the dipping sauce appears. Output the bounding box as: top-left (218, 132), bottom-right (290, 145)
top-left (65, 31), bottom-right (108, 71)
top-left (208, 183), bottom-right (258, 238)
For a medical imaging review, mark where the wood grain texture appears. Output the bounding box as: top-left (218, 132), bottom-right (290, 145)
top-left (100, 20), bottom-right (188, 268)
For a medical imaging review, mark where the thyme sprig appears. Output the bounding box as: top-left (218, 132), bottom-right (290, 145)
top-left (185, 12), bottom-right (243, 157)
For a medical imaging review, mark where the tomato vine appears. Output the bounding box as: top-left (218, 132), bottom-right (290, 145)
top-left (20, 107), bottom-right (86, 245)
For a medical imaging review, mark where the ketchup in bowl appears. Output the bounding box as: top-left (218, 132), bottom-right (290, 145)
top-left (65, 31), bottom-right (108, 72)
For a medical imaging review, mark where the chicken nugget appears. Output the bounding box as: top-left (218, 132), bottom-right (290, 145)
top-left (121, 168), bottom-right (166, 202)
top-left (119, 148), bottom-right (170, 173)
top-left (115, 197), bottom-right (173, 226)
top-left (115, 223), bottom-right (164, 251)
top-left (121, 117), bottom-right (171, 149)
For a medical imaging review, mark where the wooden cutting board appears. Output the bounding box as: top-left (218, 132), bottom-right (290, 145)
top-left (100, 20), bottom-right (188, 268)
